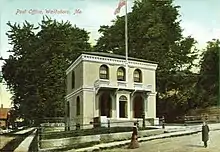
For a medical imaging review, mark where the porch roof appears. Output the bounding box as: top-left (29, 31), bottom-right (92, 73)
top-left (96, 85), bottom-right (152, 93)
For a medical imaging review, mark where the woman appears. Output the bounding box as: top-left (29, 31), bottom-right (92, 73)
top-left (128, 122), bottom-right (139, 149)
top-left (202, 121), bottom-right (210, 148)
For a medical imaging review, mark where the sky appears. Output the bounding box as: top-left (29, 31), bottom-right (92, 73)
top-left (0, 0), bottom-right (219, 107)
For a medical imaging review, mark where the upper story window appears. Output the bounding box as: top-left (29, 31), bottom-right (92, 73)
top-left (72, 71), bottom-right (75, 89)
top-left (99, 65), bottom-right (109, 79)
top-left (76, 96), bottom-right (80, 116)
top-left (133, 69), bottom-right (142, 83)
top-left (117, 67), bottom-right (126, 81)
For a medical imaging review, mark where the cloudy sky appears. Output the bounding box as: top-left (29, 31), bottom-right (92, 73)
top-left (0, 0), bottom-right (219, 107)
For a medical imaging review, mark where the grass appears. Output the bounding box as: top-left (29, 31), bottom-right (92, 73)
top-left (41, 127), bottom-right (155, 140)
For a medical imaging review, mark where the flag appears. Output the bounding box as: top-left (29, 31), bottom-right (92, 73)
top-left (114, 0), bottom-right (126, 15)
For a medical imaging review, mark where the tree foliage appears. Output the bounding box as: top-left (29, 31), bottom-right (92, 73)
top-left (2, 17), bottom-right (91, 124)
top-left (194, 39), bottom-right (219, 108)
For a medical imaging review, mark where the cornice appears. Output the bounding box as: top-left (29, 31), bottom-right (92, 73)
top-left (65, 87), bottom-right (94, 101)
top-left (66, 54), bottom-right (158, 74)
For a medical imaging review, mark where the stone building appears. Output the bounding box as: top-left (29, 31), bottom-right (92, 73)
top-left (65, 52), bottom-right (158, 130)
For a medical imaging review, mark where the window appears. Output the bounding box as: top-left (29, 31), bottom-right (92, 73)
top-left (67, 102), bottom-right (70, 117)
top-left (117, 67), bottom-right (126, 81)
top-left (72, 71), bottom-right (75, 89)
top-left (119, 95), bottom-right (127, 101)
top-left (119, 95), bottom-right (128, 118)
top-left (99, 65), bottom-right (109, 79)
top-left (76, 96), bottom-right (80, 115)
top-left (133, 69), bottom-right (142, 83)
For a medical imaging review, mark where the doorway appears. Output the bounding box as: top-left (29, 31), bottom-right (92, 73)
top-left (119, 95), bottom-right (128, 118)
top-left (133, 94), bottom-right (144, 118)
top-left (99, 92), bottom-right (112, 118)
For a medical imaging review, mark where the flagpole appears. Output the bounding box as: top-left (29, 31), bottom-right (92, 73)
top-left (125, 0), bottom-right (128, 83)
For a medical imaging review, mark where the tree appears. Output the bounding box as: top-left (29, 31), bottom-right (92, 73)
top-left (194, 39), bottom-right (219, 107)
top-left (94, 0), bottom-right (198, 119)
top-left (2, 17), bottom-right (91, 124)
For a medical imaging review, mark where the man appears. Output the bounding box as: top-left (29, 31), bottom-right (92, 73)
top-left (202, 121), bottom-right (210, 148)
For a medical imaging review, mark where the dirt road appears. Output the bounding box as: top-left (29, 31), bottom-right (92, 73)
top-left (103, 130), bottom-right (220, 152)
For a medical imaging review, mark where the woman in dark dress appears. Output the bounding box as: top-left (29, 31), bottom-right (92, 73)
top-left (202, 121), bottom-right (210, 148)
top-left (128, 122), bottom-right (139, 149)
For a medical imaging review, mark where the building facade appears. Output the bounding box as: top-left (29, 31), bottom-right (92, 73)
top-left (65, 52), bottom-right (158, 130)
top-left (0, 104), bottom-right (10, 128)
top-left (0, 76), bottom-right (12, 128)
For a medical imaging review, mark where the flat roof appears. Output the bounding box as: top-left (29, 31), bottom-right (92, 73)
top-left (80, 51), bottom-right (158, 64)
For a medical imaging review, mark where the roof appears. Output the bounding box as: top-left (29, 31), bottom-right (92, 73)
top-left (0, 108), bottom-right (10, 119)
top-left (81, 51), bottom-right (158, 64)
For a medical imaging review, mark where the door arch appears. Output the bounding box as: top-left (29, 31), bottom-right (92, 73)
top-left (133, 94), bottom-right (144, 118)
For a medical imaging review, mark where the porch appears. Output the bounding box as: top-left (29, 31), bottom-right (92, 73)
top-left (94, 87), bottom-right (151, 121)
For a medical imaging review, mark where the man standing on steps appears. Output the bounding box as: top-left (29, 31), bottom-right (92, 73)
top-left (202, 121), bottom-right (210, 148)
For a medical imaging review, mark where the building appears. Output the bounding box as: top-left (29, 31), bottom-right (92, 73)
top-left (0, 75), bottom-right (12, 128)
top-left (0, 104), bottom-right (10, 128)
top-left (65, 52), bottom-right (158, 130)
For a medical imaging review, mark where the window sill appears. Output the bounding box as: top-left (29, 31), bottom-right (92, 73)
top-left (99, 79), bottom-right (110, 82)
top-left (134, 82), bottom-right (143, 85)
top-left (117, 81), bottom-right (126, 83)
top-left (118, 81), bottom-right (127, 87)
top-left (117, 117), bottom-right (129, 120)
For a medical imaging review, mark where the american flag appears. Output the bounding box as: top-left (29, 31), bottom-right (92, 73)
top-left (114, 0), bottom-right (126, 15)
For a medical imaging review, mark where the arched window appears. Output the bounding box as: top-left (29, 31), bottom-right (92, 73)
top-left (76, 96), bottom-right (80, 115)
top-left (133, 69), bottom-right (142, 83)
top-left (72, 71), bottom-right (75, 89)
top-left (117, 67), bottom-right (126, 81)
top-left (99, 65), bottom-right (109, 79)
top-left (119, 95), bottom-right (128, 118)
top-left (119, 95), bottom-right (127, 101)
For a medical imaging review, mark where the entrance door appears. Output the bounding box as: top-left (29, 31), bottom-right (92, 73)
top-left (133, 94), bottom-right (144, 118)
top-left (119, 101), bottom-right (127, 118)
top-left (119, 95), bottom-right (128, 118)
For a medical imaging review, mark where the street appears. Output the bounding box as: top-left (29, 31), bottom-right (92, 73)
top-left (103, 130), bottom-right (220, 152)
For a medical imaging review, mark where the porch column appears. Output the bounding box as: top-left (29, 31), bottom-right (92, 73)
top-left (116, 94), bottom-right (119, 119)
top-left (142, 92), bottom-right (148, 128)
top-left (110, 92), bottom-right (116, 118)
top-left (127, 96), bottom-right (131, 119)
